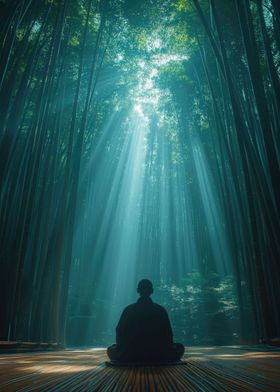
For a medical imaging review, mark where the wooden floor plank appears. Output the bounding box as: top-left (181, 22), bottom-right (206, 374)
top-left (0, 346), bottom-right (279, 391)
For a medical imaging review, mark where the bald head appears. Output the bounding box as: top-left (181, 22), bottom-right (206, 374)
top-left (137, 279), bottom-right (153, 297)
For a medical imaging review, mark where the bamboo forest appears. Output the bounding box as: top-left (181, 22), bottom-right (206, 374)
top-left (1, 0), bottom-right (280, 355)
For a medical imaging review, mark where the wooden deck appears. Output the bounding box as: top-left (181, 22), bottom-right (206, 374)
top-left (0, 346), bottom-right (279, 391)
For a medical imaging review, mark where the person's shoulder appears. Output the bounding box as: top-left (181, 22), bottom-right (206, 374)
top-left (123, 303), bottom-right (137, 313)
top-left (152, 302), bottom-right (168, 313)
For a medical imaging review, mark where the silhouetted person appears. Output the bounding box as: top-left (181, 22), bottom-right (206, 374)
top-left (107, 279), bottom-right (184, 362)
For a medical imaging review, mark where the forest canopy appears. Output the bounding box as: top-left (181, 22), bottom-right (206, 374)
top-left (0, 0), bottom-right (279, 346)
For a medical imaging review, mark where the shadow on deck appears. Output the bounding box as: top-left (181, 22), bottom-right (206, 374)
top-left (0, 346), bottom-right (279, 391)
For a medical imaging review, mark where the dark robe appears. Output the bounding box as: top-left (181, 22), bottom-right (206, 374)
top-left (107, 296), bottom-right (184, 362)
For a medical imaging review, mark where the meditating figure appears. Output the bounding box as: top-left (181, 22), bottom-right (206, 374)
top-left (107, 279), bottom-right (184, 362)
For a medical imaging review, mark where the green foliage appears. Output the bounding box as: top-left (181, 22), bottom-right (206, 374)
top-left (175, 0), bottom-right (193, 13)
top-left (154, 271), bottom-right (240, 345)
top-left (69, 35), bottom-right (80, 46)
